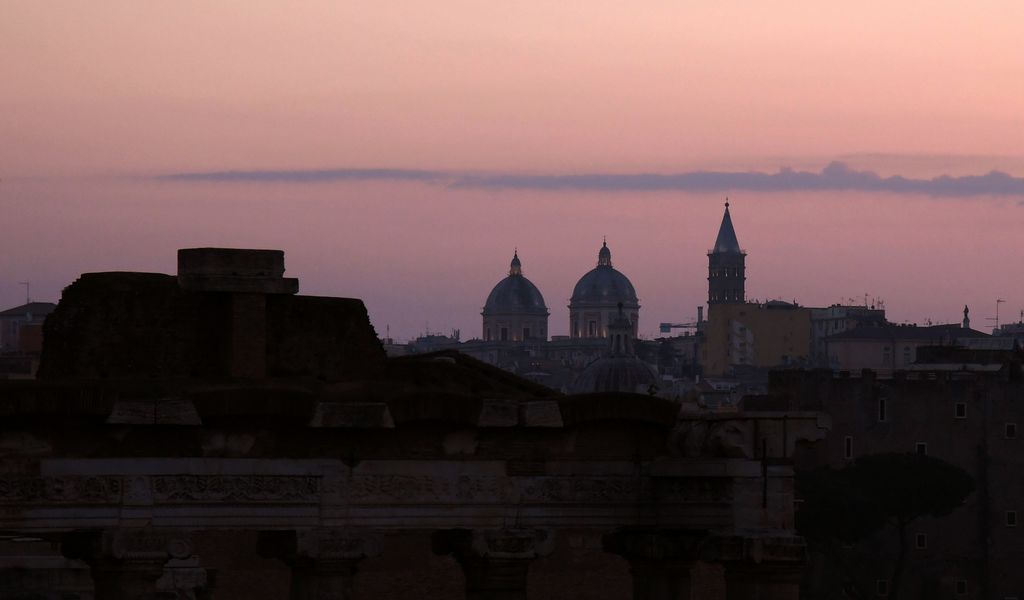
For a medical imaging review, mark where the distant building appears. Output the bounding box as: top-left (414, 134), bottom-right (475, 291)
top-left (0, 302), bottom-right (56, 353)
top-left (702, 300), bottom-right (812, 377)
top-left (809, 304), bottom-right (887, 367)
top-left (0, 301), bottom-right (56, 379)
top-left (701, 205), bottom-right (811, 377)
top-left (772, 347), bottom-right (1024, 599)
top-left (568, 241), bottom-right (640, 338)
top-left (824, 323), bottom-right (989, 372)
top-left (994, 315), bottom-right (1024, 347)
top-left (481, 251), bottom-right (549, 342)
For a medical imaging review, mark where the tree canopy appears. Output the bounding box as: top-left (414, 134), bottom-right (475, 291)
top-left (797, 452), bottom-right (975, 542)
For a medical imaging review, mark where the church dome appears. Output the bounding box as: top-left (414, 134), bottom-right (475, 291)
top-left (571, 356), bottom-right (659, 394)
top-left (570, 242), bottom-right (638, 306)
top-left (483, 252), bottom-right (549, 316)
top-left (571, 303), bottom-right (656, 394)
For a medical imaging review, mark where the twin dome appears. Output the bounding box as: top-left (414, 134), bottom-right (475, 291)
top-left (482, 252), bottom-right (549, 316)
top-left (481, 242), bottom-right (639, 342)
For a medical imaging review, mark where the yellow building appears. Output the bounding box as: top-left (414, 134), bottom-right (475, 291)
top-left (701, 301), bottom-right (811, 376)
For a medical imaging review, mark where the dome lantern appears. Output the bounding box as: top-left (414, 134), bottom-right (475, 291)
top-left (598, 240), bottom-right (612, 267)
top-left (510, 249), bottom-right (522, 276)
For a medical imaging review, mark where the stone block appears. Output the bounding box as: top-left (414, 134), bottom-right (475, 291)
top-left (309, 402), bottom-right (395, 428)
top-left (477, 399), bottom-right (519, 427)
top-left (522, 401), bottom-right (564, 428)
top-left (177, 248), bottom-right (285, 279)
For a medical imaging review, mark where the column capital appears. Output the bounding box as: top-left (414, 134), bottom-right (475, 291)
top-left (432, 528), bottom-right (555, 561)
top-left (259, 529), bottom-right (380, 600)
top-left (61, 528), bottom-right (192, 600)
top-left (258, 529), bottom-right (380, 566)
top-left (61, 528), bottom-right (193, 565)
top-left (433, 529), bottom-right (554, 600)
top-left (603, 529), bottom-right (712, 563)
top-left (701, 533), bottom-right (806, 565)
top-left (710, 534), bottom-right (806, 600)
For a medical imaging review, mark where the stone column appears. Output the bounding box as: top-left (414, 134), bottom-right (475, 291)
top-left (711, 535), bottom-right (806, 600)
top-left (258, 529), bottom-right (379, 600)
top-left (603, 529), bottom-right (712, 600)
top-left (60, 528), bottom-right (192, 600)
top-left (432, 528), bottom-right (554, 600)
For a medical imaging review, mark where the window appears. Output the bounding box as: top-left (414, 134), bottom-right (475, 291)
top-left (876, 580), bottom-right (889, 596)
top-left (955, 403), bottom-right (967, 419)
top-left (915, 533), bottom-right (927, 549)
top-left (878, 398), bottom-right (887, 422)
top-left (523, 328), bottom-right (530, 340)
top-left (955, 580), bottom-right (967, 596)
top-left (1007, 423), bottom-right (1018, 439)
top-left (1007, 511), bottom-right (1018, 527)
top-left (485, 328), bottom-right (491, 341)
top-left (844, 436), bottom-right (853, 460)
top-left (903, 346), bottom-right (912, 365)
top-left (882, 346), bottom-right (891, 364)
top-left (916, 442), bottom-right (928, 455)
top-left (588, 320), bottom-right (597, 337)
top-left (500, 327), bottom-right (508, 342)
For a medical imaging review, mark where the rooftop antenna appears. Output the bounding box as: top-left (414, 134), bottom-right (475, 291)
top-left (18, 281), bottom-right (30, 304)
top-left (986, 299), bottom-right (1006, 331)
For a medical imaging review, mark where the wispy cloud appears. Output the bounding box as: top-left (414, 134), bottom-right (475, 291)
top-left (159, 162), bottom-right (1024, 197)
top-left (158, 168), bottom-right (446, 184)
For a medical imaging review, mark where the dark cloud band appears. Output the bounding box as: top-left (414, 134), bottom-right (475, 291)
top-left (159, 162), bottom-right (1024, 197)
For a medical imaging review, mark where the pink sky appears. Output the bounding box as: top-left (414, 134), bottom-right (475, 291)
top-left (3, 3), bottom-right (1024, 338)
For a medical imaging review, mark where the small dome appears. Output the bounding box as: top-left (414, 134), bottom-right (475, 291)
top-left (483, 252), bottom-right (548, 316)
top-left (571, 356), bottom-right (659, 394)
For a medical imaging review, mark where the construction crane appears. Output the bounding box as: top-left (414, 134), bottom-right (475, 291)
top-left (659, 322), bottom-right (699, 334)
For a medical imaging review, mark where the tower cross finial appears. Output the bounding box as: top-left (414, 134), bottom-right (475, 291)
top-left (725, 197), bottom-right (730, 209)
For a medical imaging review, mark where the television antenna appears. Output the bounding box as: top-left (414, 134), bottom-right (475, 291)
top-left (17, 281), bottom-right (30, 304)
top-left (986, 298), bottom-right (1006, 331)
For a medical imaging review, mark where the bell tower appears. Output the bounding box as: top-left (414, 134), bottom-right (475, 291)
top-left (708, 200), bottom-right (746, 305)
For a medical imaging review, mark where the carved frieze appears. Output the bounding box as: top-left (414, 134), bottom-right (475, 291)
top-left (520, 477), bottom-right (645, 503)
top-left (0, 476), bottom-right (122, 504)
top-left (151, 475), bottom-right (320, 504)
top-left (349, 475), bottom-right (504, 503)
top-left (654, 479), bottom-right (733, 504)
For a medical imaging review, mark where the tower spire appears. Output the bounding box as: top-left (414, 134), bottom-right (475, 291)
top-left (708, 201), bottom-right (746, 305)
top-left (712, 200), bottom-right (741, 254)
